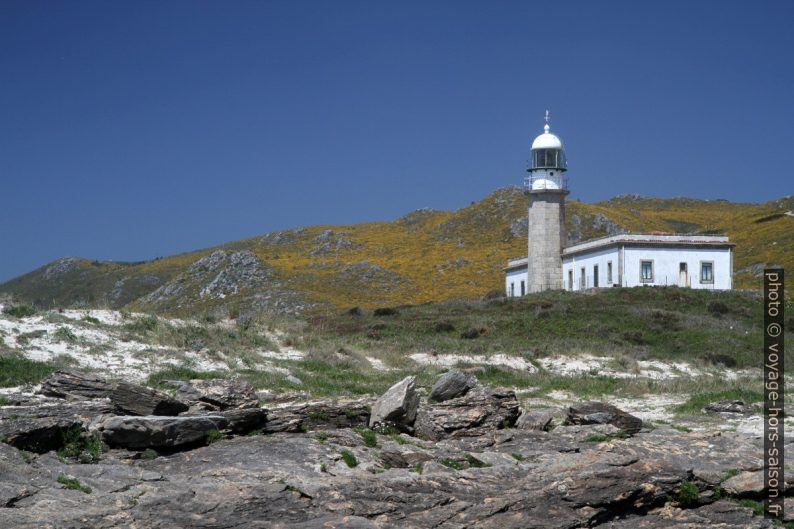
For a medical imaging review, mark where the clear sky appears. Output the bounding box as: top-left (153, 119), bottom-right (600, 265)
top-left (1, 1), bottom-right (792, 281)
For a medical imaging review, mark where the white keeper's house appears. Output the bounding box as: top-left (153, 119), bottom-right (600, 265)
top-left (505, 112), bottom-right (734, 297)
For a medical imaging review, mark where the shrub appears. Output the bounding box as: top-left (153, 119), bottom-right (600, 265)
top-left (55, 327), bottom-right (78, 343)
top-left (57, 426), bottom-right (106, 462)
top-left (373, 307), bottom-right (398, 316)
top-left (340, 450), bottom-right (358, 468)
top-left (460, 328), bottom-right (483, 339)
top-left (81, 316), bottom-right (101, 325)
top-left (2, 305), bottom-right (36, 318)
top-left (440, 458), bottom-right (465, 470)
top-left (511, 453), bottom-right (525, 461)
top-left (206, 429), bottom-right (224, 445)
top-left (57, 474), bottom-right (92, 494)
top-left (707, 300), bottom-right (729, 315)
top-left (314, 432), bottom-right (329, 444)
top-left (677, 480), bottom-right (699, 507)
top-left (432, 321), bottom-right (455, 333)
top-left (353, 427), bottom-right (377, 448)
top-left (140, 448), bottom-right (159, 460)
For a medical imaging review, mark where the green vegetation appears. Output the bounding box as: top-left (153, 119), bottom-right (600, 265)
top-left (206, 429), bottom-right (224, 445)
top-left (673, 389), bottom-right (764, 415)
top-left (340, 450), bottom-right (358, 468)
top-left (81, 315), bottom-right (101, 325)
top-left (16, 329), bottom-right (46, 346)
top-left (146, 366), bottom-right (225, 388)
top-left (0, 396), bottom-right (10, 406)
top-left (733, 498), bottom-right (764, 516)
top-left (511, 453), bottom-right (525, 461)
top-left (0, 355), bottom-right (62, 387)
top-left (440, 458), bottom-right (465, 470)
top-left (2, 190), bottom-right (791, 316)
top-left (54, 326), bottom-right (78, 343)
top-left (465, 454), bottom-right (491, 468)
top-left (140, 448), bottom-right (159, 460)
top-left (677, 480), bottom-right (699, 507)
top-left (57, 474), bottom-right (92, 494)
top-left (3, 305), bottom-right (36, 318)
top-left (314, 432), bottom-right (329, 444)
top-left (353, 426), bottom-right (378, 448)
top-left (57, 426), bottom-right (106, 462)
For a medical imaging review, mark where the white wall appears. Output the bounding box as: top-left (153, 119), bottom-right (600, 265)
top-left (505, 266), bottom-right (528, 297)
top-left (562, 247), bottom-right (620, 291)
top-left (621, 246), bottom-right (732, 289)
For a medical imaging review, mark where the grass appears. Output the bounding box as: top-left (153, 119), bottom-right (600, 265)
top-left (57, 426), bottom-right (106, 462)
top-left (146, 366), bottom-right (225, 388)
top-left (57, 474), bottom-right (92, 494)
top-left (3, 305), bottom-right (36, 318)
top-left (206, 429), bottom-right (224, 445)
top-left (340, 450), bottom-right (358, 468)
top-left (54, 326), bottom-right (79, 343)
top-left (584, 432), bottom-right (629, 443)
top-left (353, 426), bottom-right (378, 448)
top-left (0, 355), bottom-right (64, 387)
top-left (673, 389), bottom-right (764, 415)
top-left (0, 396), bottom-right (10, 406)
top-left (677, 480), bottom-right (699, 507)
top-left (511, 453), bottom-right (525, 461)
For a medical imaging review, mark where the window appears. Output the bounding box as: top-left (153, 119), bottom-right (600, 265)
top-left (640, 260), bottom-right (654, 283)
top-left (510, 283), bottom-right (515, 297)
top-left (520, 280), bottom-right (526, 296)
top-left (607, 262), bottom-right (612, 283)
top-left (580, 267), bottom-right (585, 289)
top-left (593, 265), bottom-right (599, 288)
top-left (568, 270), bottom-right (573, 290)
top-left (700, 262), bottom-right (714, 283)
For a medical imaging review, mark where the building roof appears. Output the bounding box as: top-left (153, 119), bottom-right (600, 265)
top-left (562, 233), bottom-right (734, 257)
top-left (505, 233), bottom-right (734, 271)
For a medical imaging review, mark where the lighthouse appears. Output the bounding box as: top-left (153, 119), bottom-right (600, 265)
top-left (525, 111), bottom-right (568, 292)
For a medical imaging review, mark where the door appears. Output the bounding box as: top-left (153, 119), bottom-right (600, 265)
top-left (679, 262), bottom-right (688, 287)
top-left (593, 265), bottom-right (599, 288)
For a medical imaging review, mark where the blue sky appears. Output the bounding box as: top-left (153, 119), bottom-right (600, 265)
top-left (1, 1), bottom-right (792, 281)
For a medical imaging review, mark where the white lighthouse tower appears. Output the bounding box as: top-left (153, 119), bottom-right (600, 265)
top-left (525, 111), bottom-right (568, 292)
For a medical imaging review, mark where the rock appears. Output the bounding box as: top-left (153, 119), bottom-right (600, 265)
top-left (369, 376), bottom-right (419, 430)
top-left (0, 417), bottom-right (83, 453)
top-left (111, 383), bottom-right (189, 416)
top-left (704, 400), bottom-right (753, 414)
top-left (719, 470), bottom-right (793, 497)
top-left (265, 398), bottom-right (371, 433)
top-left (100, 415), bottom-right (229, 449)
top-left (515, 409), bottom-right (555, 431)
top-left (379, 442), bottom-right (433, 468)
top-left (167, 378), bottom-right (259, 410)
top-left (428, 369), bottom-right (477, 402)
top-left (219, 408), bottom-right (268, 434)
top-left (414, 387), bottom-right (520, 441)
top-left (566, 401), bottom-right (643, 434)
top-left (37, 371), bottom-right (114, 399)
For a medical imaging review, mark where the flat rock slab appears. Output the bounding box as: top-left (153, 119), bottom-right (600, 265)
top-left (167, 378), bottom-right (260, 410)
top-left (111, 383), bottom-right (189, 416)
top-left (0, 417), bottom-right (83, 453)
top-left (101, 415), bottom-right (228, 449)
top-left (265, 398), bottom-right (371, 433)
top-left (566, 401), bottom-right (643, 434)
top-left (37, 370), bottom-right (114, 399)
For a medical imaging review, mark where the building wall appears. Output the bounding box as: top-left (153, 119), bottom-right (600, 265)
top-left (562, 247), bottom-right (620, 291)
top-left (505, 266), bottom-right (528, 297)
top-left (620, 246), bottom-right (732, 289)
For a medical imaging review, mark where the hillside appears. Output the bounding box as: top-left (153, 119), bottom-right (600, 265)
top-left (1, 188), bottom-right (792, 317)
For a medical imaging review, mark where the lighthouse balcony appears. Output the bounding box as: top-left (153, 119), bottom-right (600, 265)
top-left (524, 173), bottom-right (568, 192)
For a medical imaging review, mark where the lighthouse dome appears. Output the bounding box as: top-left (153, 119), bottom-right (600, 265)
top-left (531, 123), bottom-right (563, 150)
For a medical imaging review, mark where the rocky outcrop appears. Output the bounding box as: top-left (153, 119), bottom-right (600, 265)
top-left (166, 378), bottom-right (259, 410)
top-left (704, 400), bottom-right (753, 414)
top-left (37, 371), bottom-right (114, 399)
top-left (266, 398), bottom-right (371, 433)
top-left (428, 369), bottom-right (477, 402)
top-left (100, 415), bottom-right (228, 449)
top-left (369, 376), bottom-right (419, 431)
top-left (515, 408), bottom-right (556, 431)
top-left (414, 387), bottom-right (520, 440)
top-left (111, 383), bottom-right (189, 416)
top-left (566, 401), bottom-right (643, 434)
top-left (0, 417), bottom-right (83, 453)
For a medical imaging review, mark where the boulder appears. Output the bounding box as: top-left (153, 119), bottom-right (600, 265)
top-left (704, 400), bottom-right (753, 414)
top-left (265, 398), bottom-right (371, 433)
top-left (0, 417), bottom-right (83, 453)
top-left (37, 371), bottom-right (114, 399)
top-left (219, 408), bottom-right (268, 434)
top-left (166, 379), bottom-right (259, 410)
top-left (566, 401), bottom-right (643, 434)
top-left (111, 383), bottom-right (189, 416)
top-left (515, 409), bottom-right (555, 431)
top-left (428, 369), bottom-right (477, 402)
top-left (369, 376), bottom-right (419, 430)
top-left (413, 387), bottom-right (520, 441)
top-left (101, 415), bottom-right (229, 449)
